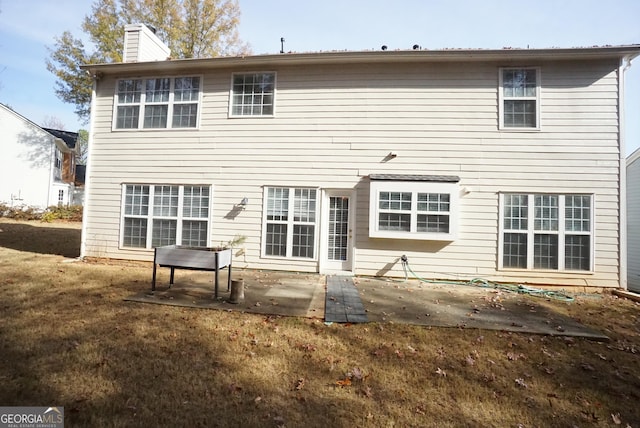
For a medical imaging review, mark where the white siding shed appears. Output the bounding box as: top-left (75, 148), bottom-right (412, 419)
top-left (628, 148), bottom-right (640, 292)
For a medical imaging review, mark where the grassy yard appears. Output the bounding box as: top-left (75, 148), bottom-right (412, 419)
top-left (1, 219), bottom-right (640, 427)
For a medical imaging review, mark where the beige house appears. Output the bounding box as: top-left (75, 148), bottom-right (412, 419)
top-left (80, 24), bottom-right (640, 289)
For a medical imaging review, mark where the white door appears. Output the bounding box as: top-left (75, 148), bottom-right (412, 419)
top-left (321, 190), bottom-right (354, 273)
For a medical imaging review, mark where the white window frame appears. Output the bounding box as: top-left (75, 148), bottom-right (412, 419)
top-left (54, 147), bottom-right (63, 170)
top-left (261, 186), bottom-right (319, 260)
top-left (119, 184), bottom-right (213, 250)
top-left (113, 76), bottom-right (202, 130)
top-left (369, 181), bottom-right (459, 241)
top-left (229, 72), bottom-right (276, 118)
top-left (498, 67), bottom-right (541, 130)
top-left (498, 193), bottom-right (594, 272)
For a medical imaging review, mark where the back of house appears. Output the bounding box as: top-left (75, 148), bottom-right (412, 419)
top-left (81, 25), bottom-right (640, 290)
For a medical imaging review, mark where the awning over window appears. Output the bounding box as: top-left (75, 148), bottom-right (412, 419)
top-left (369, 174), bottom-right (460, 183)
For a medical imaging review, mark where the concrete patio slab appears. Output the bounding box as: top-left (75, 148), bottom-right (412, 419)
top-left (125, 268), bottom-right (608, 340)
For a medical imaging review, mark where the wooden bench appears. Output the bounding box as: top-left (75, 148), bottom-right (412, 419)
top-left (151, 245), bottom-right (232, 299)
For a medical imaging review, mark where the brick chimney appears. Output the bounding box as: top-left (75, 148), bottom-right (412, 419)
top-left (123, 23), bottom-right (171, 63)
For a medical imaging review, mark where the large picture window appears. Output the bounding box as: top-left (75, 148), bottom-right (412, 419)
top-left (500, 193), bottom-right (593, 271)
top-left (230, 72), bottom-right (275, 116)
top-left (499, 68), bottom-right (540, 129)
top-left (121, 184), bottom-right (211, 249)
top-left (263, 187), bottom-right (317, 259)
top-left (369, 176), bottom-right (459, 241)
top-left (115, 76), bottom-right (200, 129)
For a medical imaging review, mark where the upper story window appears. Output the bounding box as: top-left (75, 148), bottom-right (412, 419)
top-left (230, 72), bottom-right (275, 117)
top-left (369, 175), bottom-right (460, 241)
top-left (499, 68), bottom-right (540, 130)
top-left (499, 193), bottom-right (593, 271)
top-left (114, 76), bottom-right (201, 130)
top-left (54, 147), bottom-right (62, 169)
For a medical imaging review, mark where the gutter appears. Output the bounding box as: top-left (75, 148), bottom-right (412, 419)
top-left (80, 78), bottom-right (98, 259)
top-left (81, 45), bottom-right (640, 76)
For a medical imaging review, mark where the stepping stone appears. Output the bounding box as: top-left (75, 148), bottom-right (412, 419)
top-left (325, 275), bottom-right (368, 323)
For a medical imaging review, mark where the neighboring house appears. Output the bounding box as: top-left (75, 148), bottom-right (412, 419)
top-left (628, 148), bottom-right (640, 292)
top-left (80, 24), bottom-right (640, 289)
top-left (0, 104), bottom-right (81, 209)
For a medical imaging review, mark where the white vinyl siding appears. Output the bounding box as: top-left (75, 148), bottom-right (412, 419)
top-left (121, 184), bottom-right (211, 249)
top-left (114, 77), bottom-right (201, 130)
top-left (83, 56), bottom-right (623, 287)
top-left (628, 150), bottom-right (640, 292)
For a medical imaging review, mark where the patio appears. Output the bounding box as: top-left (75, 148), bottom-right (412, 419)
top-left (125, 267), bottom-right (609, 340)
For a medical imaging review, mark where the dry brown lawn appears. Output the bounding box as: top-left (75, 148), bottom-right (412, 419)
top-left (1, 218), bottom-right (640, 427)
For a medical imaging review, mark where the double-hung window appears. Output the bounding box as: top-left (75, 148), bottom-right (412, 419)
top-left (369, 175), bottom-right (459, 241)
top-left (263, 187), bottom-right (317, 259)
top-left (121, 184), bottom-right (211, 249)
top-left (500, 193), bottom-right (593, 271)
top-left (115, 76), bottom-right (201, 129)
top-left (230, 72), bottom-right (275, 116)
top-left (499, 68), bottom-right (540, 129)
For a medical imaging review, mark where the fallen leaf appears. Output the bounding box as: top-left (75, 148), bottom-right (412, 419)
top-left (299, 343), bottom-right (316, 352)
top-left (336, 378), bottom-right (352, 387)
top-left (350, 367), bottom-right (364, 381)
top-left (372, 349), bottom-right (385, 357)
top-left (362, 385), bottom-right (373, 398)
top-left (228, 383), bottom-right (242, 393)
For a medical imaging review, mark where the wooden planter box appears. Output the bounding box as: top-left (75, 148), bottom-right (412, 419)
top-left (151, 245), bottom-right (232, 298)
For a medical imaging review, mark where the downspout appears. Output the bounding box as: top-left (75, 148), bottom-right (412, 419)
top-left (619, 54), bottom-right (634, 290)
top-left (80, 75), bottom-right (98, 259)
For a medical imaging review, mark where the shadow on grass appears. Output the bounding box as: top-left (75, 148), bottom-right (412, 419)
top-left (0, 222), bottom-right (81, 258)
top-left (1, 226), bottom-right (640, 426)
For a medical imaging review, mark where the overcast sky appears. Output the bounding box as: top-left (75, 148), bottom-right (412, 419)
top-left (1, 0), bottom-right (639, 154)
